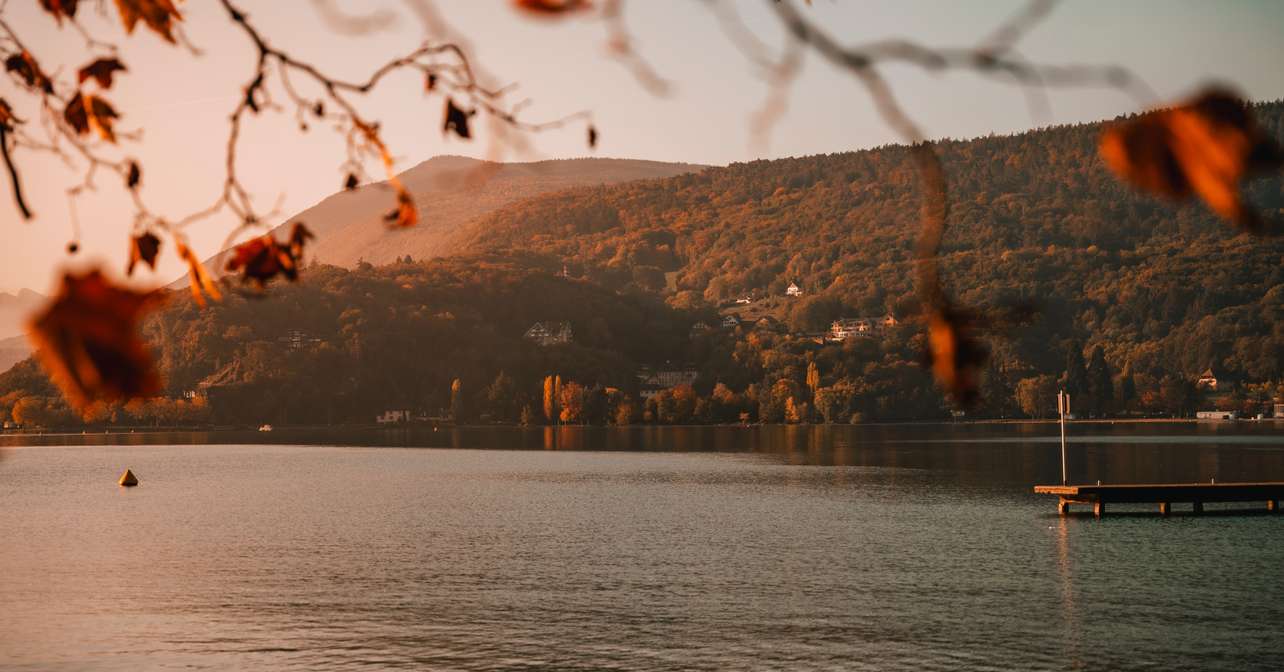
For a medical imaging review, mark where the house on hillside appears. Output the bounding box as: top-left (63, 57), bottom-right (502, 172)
top-left (881, 314), bottom-right (899, 329)
top-left (735, 295), bottom-right (754, 305)
top-left (524, 321), bottom-right (573, 346)
top-left (1195, 367), bottom-right (1219, 390)
top-left (636, 368), bottom-right (699, 399)
top-left (829, 318), bottom-right (873, 342)
top-left (720, 315), bottom-right (741, 329)
top-left (786, 282), bottom-right (803, 297)
top-left (376, 409), bottom-right (411, 424)
top-left (278, 329), bottom-right (324, 351)
top-left (688, 321), bottom-right (712, 338)
top-left (1275, 402), bottom-right (1284, 418)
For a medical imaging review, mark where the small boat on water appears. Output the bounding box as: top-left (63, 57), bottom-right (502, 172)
top-left (258, 424), bottom-right (273, 432)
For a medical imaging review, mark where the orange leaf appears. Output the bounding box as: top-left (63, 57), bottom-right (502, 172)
top-left (26, 268), bottom-right (165, 415)
top-left (113, 0), bottom-right (183, 43)
top-left (176, 241), bottom-right (221, 306)
top-left (383, 190), bottom-right (418, 228)
top-left (1100, 87), bottom-right (1283, 234)
top-left (77, 58), bottom-right (128, 89)
top-left (64, 92), bottom-right (119, 143)
top-left (512, 0), bottom-right (592, 16)
top-left (225, 222), bottom-right (314, 286)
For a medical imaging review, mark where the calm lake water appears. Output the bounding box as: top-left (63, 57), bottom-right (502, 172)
top-left (2, 422), bottom-right (1283, 671)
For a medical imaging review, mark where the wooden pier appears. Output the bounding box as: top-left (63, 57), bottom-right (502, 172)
top-left (1034, 482), bottom-right (1284, 517)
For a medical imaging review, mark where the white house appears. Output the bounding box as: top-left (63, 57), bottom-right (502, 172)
top-left (1195, 410), bottom-right (1236, 420)
top-left (829, 318), bottom-right (873, 341)
top-left (720, 315), bottom-right (741, 329)
top-left (1195, 368), bottom-right (1219, 390)
top-left (377, 409), bottom-right (411, 424)
top-left (524, 321), bottom-right (573, 346)
top-left (786, 282), bottom-right (803, 297)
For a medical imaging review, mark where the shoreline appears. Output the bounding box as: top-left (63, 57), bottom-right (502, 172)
top-left (2, 416), bottom-right (1282, 437)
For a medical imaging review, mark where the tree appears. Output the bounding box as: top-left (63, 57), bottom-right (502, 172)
top-left (805, 360), bottom-right (820, 400)
top-left (1015, 375), bottom-right (1058, 419)
top-left (815, 384), bottom-right (855, 424)
top-left (449, 378), bottom-right (464, 423)
top-left (542, 375), bottom-right (555, 424)
top-left (519, 404), bottom-right (536, 427)
top-left (554, 375), bottom-right (563, 423)
top-left (486, 371), bottom-right (518, 422)
top-left (613, 396), bottom-right (638, 425)
top-left (1117, 361), bottom-right (1138, 413)
top-left (1063, 343), bottom-right (1089, 399)
top-left (1086, 346), bottom-right (1114, 417)
top-left (558, 381), bottom-right (586, 424)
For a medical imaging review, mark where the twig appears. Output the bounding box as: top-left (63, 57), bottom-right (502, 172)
top-left (0, 125), bottom-right (32, 219)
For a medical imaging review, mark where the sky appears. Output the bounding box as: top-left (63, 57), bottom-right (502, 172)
top-left (1, 0), bottom-right (1283, 294)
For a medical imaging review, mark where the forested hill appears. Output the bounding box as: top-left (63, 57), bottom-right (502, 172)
top-left (247, 155), bottom-right (704, 270)
top-left (2, 105), bottom-right (1281, 429)
top-left (463, 101), bottom-right (1284, 382)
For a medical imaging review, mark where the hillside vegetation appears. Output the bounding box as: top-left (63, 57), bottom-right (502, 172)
top-left (3, 105), bottom-right (1282, 428)
top-left (464, 102), bottom-right (1284, 386)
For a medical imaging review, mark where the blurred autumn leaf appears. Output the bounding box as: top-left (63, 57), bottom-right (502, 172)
top-left (39, 0), bottom-right (81, 24)
top-left (64, 92), bottom-right (120, 143)
top-left (1100, 87), bottom-right (1284, 235)
top-left (383, 190), bottom-right (418, 228)
top-left (126, 231), bottom-right (161, 275)
top-left (225, 222), bottom-right (315, 286)
top-left (77, 58), bottom-right (128, 89)
top-left (443, 98), bottom-right (473, 139)
top-left (176, 240), bottom-right (222, 307)
top-left (113, 0), bottom-right (183, 43)
top-left (924, 307), bottom-right (988, 407)
top-left (27, 269), bottom-right (165, 415)
top-left (512, 0), bottom-right (593, 17)
top-left (5, 51), bottom-right (53, 93)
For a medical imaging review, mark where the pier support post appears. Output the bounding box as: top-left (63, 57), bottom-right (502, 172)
top-left (1093, 501), bottom-right (1104, 518)
top-left (1268, 500), bottom-right (1278, 513)
top-left (1158, 502), bottom-right (1171, 516)
top-left (1058, 499), bottom-right (1069, 516)
top-left (1192, 501), bottom-right (1204, 515)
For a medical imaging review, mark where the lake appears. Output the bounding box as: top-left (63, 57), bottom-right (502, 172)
top-left (2, 422), bottom-right (1283, 671)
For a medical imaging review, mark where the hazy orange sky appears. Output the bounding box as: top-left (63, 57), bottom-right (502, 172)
top-left (2, 0), bottom-right (1283, 293)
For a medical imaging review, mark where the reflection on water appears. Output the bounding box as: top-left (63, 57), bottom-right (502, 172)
top-left (1, 423), bottom-right (1282, 671)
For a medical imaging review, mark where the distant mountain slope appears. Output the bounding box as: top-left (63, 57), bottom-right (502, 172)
top-left (462, 101), bottom-right (1284, 382)
top-left (0, 289), bottom-right (42, 340)
top-left (0, 334), bottom-right (30, 375)
top-left (250, 156), bottom-right (704, 269)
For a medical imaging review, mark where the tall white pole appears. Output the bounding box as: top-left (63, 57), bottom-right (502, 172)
top-left (1059, 390), bottom-right (1069, 485)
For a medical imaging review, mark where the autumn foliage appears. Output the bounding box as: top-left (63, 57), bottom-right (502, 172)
top-left (1101, 88), bottom-right (1283, 235)
top-left (4, 1), bottom-right (1283, 416)
top-left (26, 270), bottom-right (164, 415)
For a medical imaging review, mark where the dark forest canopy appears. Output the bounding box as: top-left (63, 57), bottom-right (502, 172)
top-left (2, 103), bottom-right (1282, 428)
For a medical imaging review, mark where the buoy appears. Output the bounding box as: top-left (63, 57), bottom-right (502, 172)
top-left (118, 469), bottom-right (138, 487)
